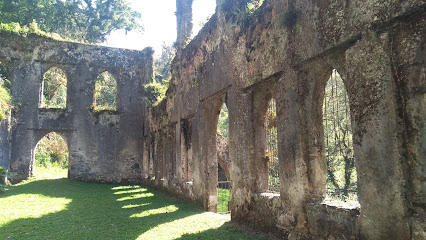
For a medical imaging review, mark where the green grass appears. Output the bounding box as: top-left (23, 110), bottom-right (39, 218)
top-left (217, 188), bottom-right (230, 214)
top-left (0, 167), bottom-right (267, 240)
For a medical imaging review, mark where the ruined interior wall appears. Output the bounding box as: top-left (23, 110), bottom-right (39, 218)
top-left (0, 0), bottom-right (423, 239)
top-left (0, 33), bottom-right (153, 183)
top-left (146, 0), bottom-right (425, 239)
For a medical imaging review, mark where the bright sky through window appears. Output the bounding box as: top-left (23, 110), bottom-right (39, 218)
top-left (104, 0), bottom-right (216, 56)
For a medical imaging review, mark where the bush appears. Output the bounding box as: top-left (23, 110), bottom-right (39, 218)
top-left (144, 80), bottom-right (168, 107)
top-left (35, 132), bottom-right (69, 169)
top-left (0, 64), bottom-right (11, 121)
top-left (0, 166), bottom-right (12, 192)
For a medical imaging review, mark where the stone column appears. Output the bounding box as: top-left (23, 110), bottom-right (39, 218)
top-left (275, 70), bottom-right (309, 236)
top-left (228, 88), bottom-right (255, 220)
top-left (176, 0), bottom-right (194, 49)
top-left (345, 34), bottom-right (410, 239)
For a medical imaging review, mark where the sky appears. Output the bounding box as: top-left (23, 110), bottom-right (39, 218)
top-left (104, 0), bottom-right (216, 56)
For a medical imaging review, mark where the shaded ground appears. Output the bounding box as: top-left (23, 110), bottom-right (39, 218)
top-left (0, 167), bottom-right (268, 240)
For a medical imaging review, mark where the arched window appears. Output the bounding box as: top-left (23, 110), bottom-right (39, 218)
top-left (40, 67), bottom-right (67, 109)
top-left (34, 132), bottom-right (69, 177)
top-left (93, 71), bottom-right (117, 111)
top-left (265, 98), bottom-right (279, 192)
top-left (322, 69), bottom-right (358, 204)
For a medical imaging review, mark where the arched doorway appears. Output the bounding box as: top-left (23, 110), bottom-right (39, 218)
top-left (33, 132), bottom-right (69, 178)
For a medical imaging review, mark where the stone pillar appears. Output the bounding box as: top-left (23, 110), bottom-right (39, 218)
top-left (275, 70), bottom-right (309, 236)
top-left (9, 60), bottom-right (42, 183)
top-left (345, 34), bottom-right (410, 239)
top-left (176, 0), bottom-right (193, 49)
top-left (228, 88), bottom-right (255, 220)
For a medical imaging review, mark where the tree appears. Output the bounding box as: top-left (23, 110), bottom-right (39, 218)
top-left (93, 71), bottom-right (117, 111)
top-left (323, 70), bottom-right (357, 199)
top-left (154, 43), bottom-right (175, 84)
top-left (0, 0), bottom-right (142, 43)
top-left (42, 67), bottom-right (67, 109)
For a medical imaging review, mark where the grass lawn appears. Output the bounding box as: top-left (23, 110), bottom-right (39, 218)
top-left (217, 188), bottom-right (230, 214)
top-left (0, 167), bottom-right (267, 240)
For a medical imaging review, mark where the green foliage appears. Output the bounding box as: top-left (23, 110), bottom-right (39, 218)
top-left (217, 188), bottom-right (230, 214)
top-left (144, 80), bottom-right (168, 108)
top-left (0, 62), bottom-right (11, 121)
top-left (0, 0), bottom-right (143, 43)
top-left (0, 166), bottom-right (12, 192)
top-left (246, 0), bottom-right (265, 14)
top-left (92, 71), bottom-right (117, 111)
top-left (0, 81), bottom-right (11, 121)
top-left (323, 70), bottom-right (357, 200)
top-left (217, 104), bottom-right (229, 139)
top-left (35, 132), bottom-right (69, 169)
top-left (154, 43), bottom-right (175, 84)
top-left (41, 67), bottom-right (67, 109)
top-left (0, 21), bottom-right (66, 41)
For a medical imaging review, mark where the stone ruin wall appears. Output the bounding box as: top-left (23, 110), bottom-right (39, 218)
top-left (0, 33), bottom-right (153, 183)
top-left (148, 0), bottom-right (425, 239)
top-left (0, 0), bottom-right (424, 239)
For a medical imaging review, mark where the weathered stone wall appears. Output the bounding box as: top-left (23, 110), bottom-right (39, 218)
top-left (0, 33), bottom-right (153, 184)
top-left (146, 0), bottom-right (425, 239)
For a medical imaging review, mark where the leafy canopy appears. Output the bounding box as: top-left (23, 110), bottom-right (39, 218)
top-left (0, 0), bottom-right (142, 43)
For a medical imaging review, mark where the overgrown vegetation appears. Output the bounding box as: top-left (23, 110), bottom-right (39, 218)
top-left (92, 71), bottom-right (118, 111)
top-left (323, 70), bottom-right (357, 202)
top-left (246, 0), bottom-right (265, 14)
top-left (0, 21), bottom-right (66, 41)
top-left (0, 166), bottom-right (11, 192)
top-left (217, 104), bottom-right (229, 139)
top-left (41, 67), bottom-right (67, 109)
top-left (0, 167), bottom-right (267, 240)
top-left (217, 188), bottom-right (230, 213)
top-left (144, 80), bottom-right (169, 107)
top-left (0, 63), bottom-right (11, 120)
top-left (0, 0), bottom-right (142, 43)
top-left (35, 132), bottom-right (69, 169)
top-left (145, 44), bottom-right (175, 107)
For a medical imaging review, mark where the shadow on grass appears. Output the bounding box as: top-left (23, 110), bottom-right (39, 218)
top-left (0, 178), bottom-right (267, 240)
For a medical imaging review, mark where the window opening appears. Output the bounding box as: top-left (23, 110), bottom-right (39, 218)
top-left (40, 67), bottom-right (67, 109)
top-left (265, 98), bottom-right (279, 192)
top-left (217, 103), bottom-right (230, 214)
top-left (93, 71), bottom-right (117, 111)
top-left (34, 132), bottom-right (69, 178)
top-left (323, 69), bottom-right (358, 205)
top-left (181, 118), bottom-right (193, 182)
